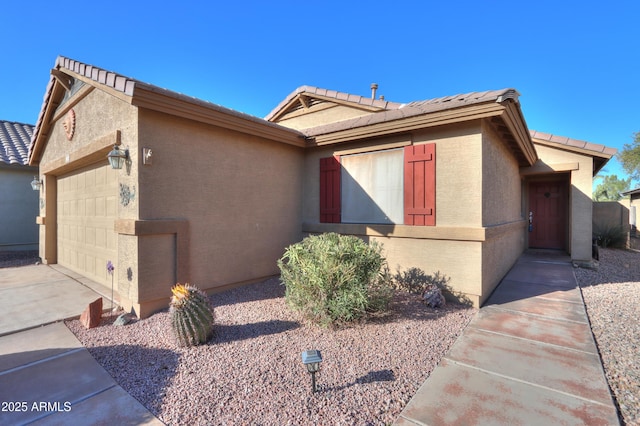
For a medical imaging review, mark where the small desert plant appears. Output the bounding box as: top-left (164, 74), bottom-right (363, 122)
top-left (394, 268), bottom-right (449, 295)
top-left (169, 283), bottom-right (215, 347)
top-left (278, 233), bottom-right (393, 327)
top-left (593, 222), bottom-right (627, 248)
top-left (394, 268), bottom-right (472, 306)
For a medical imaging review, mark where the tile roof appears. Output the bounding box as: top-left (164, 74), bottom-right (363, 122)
top-left (29, 56), bottom-right (304, 162)
top-left (0, 120), bottom-right (34, 166)
top-left (621, 187), bottom-right (640, 196)
top-left (47, 57), bottom-right (299, 132)
top-left (265, 85), bottom-right (404, 120)
top-left (530, 130), bottom-right (616, 157)
top-left (300, 88), bottom-right (520, 137)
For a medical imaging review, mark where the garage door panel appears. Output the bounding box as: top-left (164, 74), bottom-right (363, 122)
top-left (58, 162), bottom-right (117, 287)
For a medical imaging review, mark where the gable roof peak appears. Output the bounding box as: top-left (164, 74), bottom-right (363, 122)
top-left (265, 85), bottom-right (403, 122)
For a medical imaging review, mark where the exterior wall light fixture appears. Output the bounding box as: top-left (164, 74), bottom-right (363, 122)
top-left (301, 349), bottom-right (322, 393)
top-left (31, 176), bottom-right (43, 191)
top-left (107, 145), bottom-right (129, 170)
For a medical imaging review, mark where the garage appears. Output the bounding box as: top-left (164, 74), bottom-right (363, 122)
top-left (57, 162), bottom-right (117, 287)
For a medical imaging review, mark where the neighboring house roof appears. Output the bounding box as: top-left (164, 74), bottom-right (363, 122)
top-left (0, 120), bottom-right (34, 166)
top-left (621, 187), bottom-right (640, 196)
top-left (530, 130), bottom-right (616, 175)
top-left (29, 56), bottom-right (306, 165)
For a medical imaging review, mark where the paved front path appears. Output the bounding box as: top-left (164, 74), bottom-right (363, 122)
top-left (0, 265), bottom-right (163, 425)
top-left (395, 253), bottom-right (621, 425)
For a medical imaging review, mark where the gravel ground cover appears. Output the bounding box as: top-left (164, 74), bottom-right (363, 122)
top-left (67, 278), bottom-right (476, 425)
top-left (0, 251), bottom-right (40, 268)
top-left (575, 248), bottom-right (640, 426)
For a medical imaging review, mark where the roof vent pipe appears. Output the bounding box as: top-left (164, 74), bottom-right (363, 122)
top-left (371, 83), bottom-right (378, 99)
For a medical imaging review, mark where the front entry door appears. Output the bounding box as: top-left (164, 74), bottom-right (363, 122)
top-left (528, 180), bottom-right (567, 249)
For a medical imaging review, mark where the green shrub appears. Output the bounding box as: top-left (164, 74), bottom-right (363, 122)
top-left (593, 223), bottom-right (627, 248)
top-left (278, 233), bottom-right (393, 327)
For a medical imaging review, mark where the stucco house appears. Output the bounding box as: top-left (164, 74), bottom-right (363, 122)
top-left (1, 120), bottom-right (38, 252)
top-left (621, 187), bottom-right (639, 249)
top-left (622, 187), bottom-right (639, 232)
top-left (28, 57), bottom-right (615, 317)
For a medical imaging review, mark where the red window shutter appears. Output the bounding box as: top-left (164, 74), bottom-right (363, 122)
top-left (319, 156), bottom-right (341, 223)
top-left (404, 144), bottom-right (435, 226)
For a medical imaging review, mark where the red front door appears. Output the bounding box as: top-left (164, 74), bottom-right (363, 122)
top-left (528, 181), bottom-right (567, 249)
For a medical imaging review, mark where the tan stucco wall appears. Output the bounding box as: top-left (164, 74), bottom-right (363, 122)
top-left (482, 121), bottom-right (523, 226)
top-left (374, 236), bottom-right (483, 306)
top-left (36, 86), bottom-right (138, 297)
top-left (481, 222), bottom-right (526, 303)
top-left (0, 166), bottom-right (39, 251)
top-left (479, 122), bottom-right (526, 302)
top-left (302, 121), bottom-right (526, 306)
top-left (630, 195), bottom-right (639, 230)
top-left (531, 143), bottom-right (595, 261)
top-left (277, 104), bottom-right (373, 130)
top-left (593, 201), bottom-right (630, 230)
top-left (417, 123), bottom-right (484, 227)
top-left (303, 122), bottom-right (484, 226)
top-left (131, 109), bottom-right (304, 315)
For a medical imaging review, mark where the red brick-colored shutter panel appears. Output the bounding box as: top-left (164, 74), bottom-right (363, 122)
top-left (404, 144), bottom-right (435, 226)
top-left (319, 156), bottom-right (341, 223)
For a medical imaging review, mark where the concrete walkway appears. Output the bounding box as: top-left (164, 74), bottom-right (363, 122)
top-left (395, 252), bottom-right (621, 425)
top-left (0, 264), bottom-right (163, 425)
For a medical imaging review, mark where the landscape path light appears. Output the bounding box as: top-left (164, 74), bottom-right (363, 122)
top-left (301, 349), bottom-right (322, 393)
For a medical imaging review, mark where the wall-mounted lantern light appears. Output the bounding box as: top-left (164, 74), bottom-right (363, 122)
top-left (301, 350), bottom-right (322, 393)
top-left (31, 176), bottom-right (43, 191)
top-left (107, 145), bottom-right (129, 170)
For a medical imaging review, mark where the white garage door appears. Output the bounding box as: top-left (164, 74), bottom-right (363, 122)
top-left (57, 162), bottom-right (117, 287)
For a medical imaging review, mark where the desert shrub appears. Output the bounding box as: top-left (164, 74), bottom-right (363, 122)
top-left (169, 283), bottom-right (215, 347)
top-left (394, 268), bottom-right (472, 306)
top-left (593, 223), bottom-right (627, 248)
top-left (278, 233), bottom-right (393, 326)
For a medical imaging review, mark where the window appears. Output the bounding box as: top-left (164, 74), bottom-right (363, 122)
top-left (320, 144), bottom-right (435, 226)
top-left (341, 149), bottom-right (404, 224)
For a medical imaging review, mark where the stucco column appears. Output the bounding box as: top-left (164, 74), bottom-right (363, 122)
top-left (41, 175), bottom-right (57, 264)
top-left (570, 159), bottom-right (594, 261)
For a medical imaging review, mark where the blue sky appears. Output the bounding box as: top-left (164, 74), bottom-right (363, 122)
top-left (2, 1), bottom-right (638, 186)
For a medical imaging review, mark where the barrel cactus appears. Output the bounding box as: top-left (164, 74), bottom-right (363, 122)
top-left (169, 283), bottom-right (215, 347)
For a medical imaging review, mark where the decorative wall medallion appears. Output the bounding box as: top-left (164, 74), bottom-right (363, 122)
top-left (119, 184), bottom-right (136, 207)
top-left (63, 109), bottom-right (76, 141)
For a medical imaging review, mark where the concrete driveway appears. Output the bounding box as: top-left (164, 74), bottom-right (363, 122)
top-left (0, 264), bottom-right (163, 425)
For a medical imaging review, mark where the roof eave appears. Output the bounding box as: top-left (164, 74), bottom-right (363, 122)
top-left (131, 85), bottom-right (306, 147)
top-left (28, 76), bottom-right (66, 166)
top-left (306, 100), bottom-right (537, 165)
top-left (29, 57), bottom-right (306, 162)
top-left (621, 187), bottom-right (640, 196)
top-left (499, 100), bottom-right (538, 166)
top-left (531, 137), bottom-right (616, 176)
